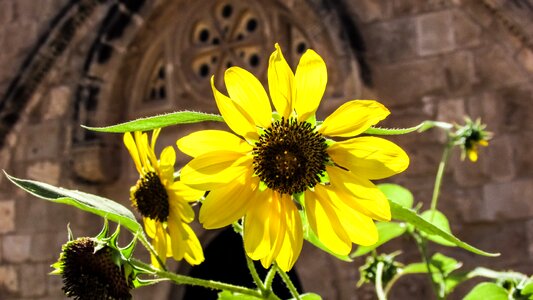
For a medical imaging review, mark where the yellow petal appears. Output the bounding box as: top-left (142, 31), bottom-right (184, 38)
top-left (182, 223), bottom-right (205, 265)
top-left (468, 149), bottom-right (478, 162)
top-left (151, 128), bottom-right (161, 151)
top-left (328, 137), bottom-right (409, 179)
top-left (177, 130), bottom-right (252, 158)
top-left (212, 76), bottom-right (258, 140)
top-left (275, 194), bottom-right (303, 271)
top-left (168, 181), bottom-right (205, 202)
top-left (244, 190), bottom-right (280, 260)
top-left (268, 43), bottom-right (294, 118)
top-left (305, 186), bottom-right (351, 256)
top-left (294, 49), bottom-right (327, 122)
top-left (169, 195), bottom-right (195, 223)
top-left (167, 217), bottom-right (185, 261)
top-left (200, 174), bottom-right (258, 229)
top-left (225, 67), bottom-right (272, 128)
top-left (143, 217), bottom-right (157, 239)
top-left (153, 222), bottom-right (167, 265)
top-left (159, 146), bottom-right (176, 184)
top-left (319, 100), bottom-right (390, 137)
top-left (327, 166), bottom-right (391, 221)
top-left (478, 140), bottom-right (489, 147)
top-left (180, 151), bottom-right (252, 190)
top-left (318, 185), bottom-right (378, 246)
top-left (260, 192), bottom-right (288, 269)
top-left (123, 132), bottom-right (143, 174)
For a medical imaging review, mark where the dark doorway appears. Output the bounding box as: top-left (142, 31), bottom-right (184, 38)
top-left (174, 227), bottom-right (303, 299)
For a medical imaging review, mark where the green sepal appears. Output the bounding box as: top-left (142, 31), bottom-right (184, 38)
top-left (390, 201), bottom-right (499, 257)
top-left (95, 219), bottom-right (110, 240)
top-left (82, 111), bottom-right (224, 133)
top-left (67, 223), bottom-right (74, 242)
top-left (120, 235), bottom-right (137, 260)
top-left (131, 277), bottom-right (168, 288)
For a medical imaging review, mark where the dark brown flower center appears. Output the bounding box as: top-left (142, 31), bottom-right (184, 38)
top-left (253, 117), bottom-right (329, 195)
top-left (61, 238), bottom-right (132, 300)
top-left (131, 171), bottom-right (169, 222)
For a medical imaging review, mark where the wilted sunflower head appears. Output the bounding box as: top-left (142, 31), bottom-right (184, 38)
top-left (52, 237), bottom-right (132, 300)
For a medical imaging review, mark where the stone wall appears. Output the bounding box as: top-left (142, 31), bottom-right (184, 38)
top-left (0, 0), bottom-right (532, 299)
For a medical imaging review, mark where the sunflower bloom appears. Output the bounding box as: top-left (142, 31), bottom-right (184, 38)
top-left (453, 117), bottom-right (491, 162)
top-left (124, 129), bottom-right (204, 267)
top-left (177, 44), bottom-right (409, 271)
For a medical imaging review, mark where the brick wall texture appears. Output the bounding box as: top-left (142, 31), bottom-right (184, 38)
top-left (0, 0), bottom-right (532, 299)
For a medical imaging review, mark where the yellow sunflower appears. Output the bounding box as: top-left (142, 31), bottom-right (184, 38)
top-left (124, 129), bottom-right (204, 267)
top-left (177, 44), bottom-right (409, 271)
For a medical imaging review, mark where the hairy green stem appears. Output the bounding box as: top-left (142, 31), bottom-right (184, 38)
top-left (264, 267), bottom-right (277, 290)
top-left (375, 261), bottom-right (388, 300)
top-left (138, 233), bottom-right (167, 271)
top-left (131, 258), bottom-right (263, 297)
top-left (246, 254), bottom-right (267, 293)
top-left (430, 143), bottom-right (452, 220)
top-left (413, 233), bottom-right (443, 299)
top-left (275, 264), bottom-right (301, 300)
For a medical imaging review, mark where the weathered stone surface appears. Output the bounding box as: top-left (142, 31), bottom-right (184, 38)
top-left (482, 135), bottom-right (515, 182)
top-left (518, 47), bottom-right (533, 74)
top-left (417, 10), bottom-right (455, 56)
top-left (0, 265), bottom-right (18, 294)
top-left (453, 10), bottom-right (483, 48)
top-left (513, 131), bottom-right (533, 177)
top-left (363, 18), bottom-right (418, 63)
top-left (373, 58), bottom-right (447, 105)
top-left (473, 46), bottom-right (528, 88)
top-left (443, 51), bottom-right (476, 95)
top-left (26, 161), bottom-right (61, 186)
top-left (475, 179), bottom-right (533, 221)
top-left (0, 200), bottom-right (15, 234)
top-left (437, 97), bottom-right (465, 124)
top-left (392, 0), bottom-right (455, 17)
top-left (19, 263), bottom-right (47, 297)
top-left (21, 122), bottom-right (64, 161)
top-left (43, 86), bottom-right (72, 120)
top-left (345, 0), bottom-right (392, 23)
top-left (2, 235), bottom-right (31, 263)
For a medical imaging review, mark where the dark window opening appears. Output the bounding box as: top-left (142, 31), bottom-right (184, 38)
top-left (177, 227), bottom-right (303, 299)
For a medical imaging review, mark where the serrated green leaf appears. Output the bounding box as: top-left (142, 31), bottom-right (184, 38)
top-left (402, 262), bottom-right (429, 274)
top-left (378, 183), bottom-right (414, 208)
top-left (300, 211), bottom-right (352, 262)
top-left (463, 282), bottom-right (508, 300)
top-left (217, 291), bottom-right (262, 300)
top-left (351, 222), bottom-right (407, 257)
top-left (82, 111), bottom-right (224, 133)
top-left (5, 172), bottom-right (142, 234)
top-left (390, 201), bottom-right (499, 257)
top-left (420, 210), bottom-right (456, 247)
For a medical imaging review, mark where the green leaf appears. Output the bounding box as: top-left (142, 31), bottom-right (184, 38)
top-left (5, 172), bottom-right (143, 234)
top-left (464, 282), bottom-right (508, 300)
top-left (390, 201), bottom-right (499, 257)
top-left (420, 210), bottom-right (456, 247)
top-left (83, 111), bottom-right (224, 133)
top-left (217, 291), bottom-right (262, 300)
top-left (300, 210), bottom-right (352, 262)
top-left (291, 293), bottom-right (322, 300)
top-left (402, 262), bottom-right (429, 274)
top-left (351, 222), bottom-right (407, 257)
top-left (522, 282), bottom-right (533, 296)
top-left (378, 183), bottom-right (414, 208)
top-left (430, 253), bottom-right (462, 277)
